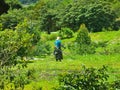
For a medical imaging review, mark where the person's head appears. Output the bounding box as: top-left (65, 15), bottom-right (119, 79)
top-left (56, 36), bottom-right (60, 40)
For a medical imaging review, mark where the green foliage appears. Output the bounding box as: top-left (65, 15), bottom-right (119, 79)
top-left (110, 0), bottom-right (120, 17)
top-left (0, 9), bottom-right (25, 30)
top-left (33, 0), bottom-right (118, 33)
top-left (97, 42), bottom-right (120, 55)
top-left (39, 6), bottom-right (59, 34)
top-left (0, 64), bottom-right (35, 90)
top-left (68, 24), bottom-right (95, 55)
top-left (112, 19), bottom-right (120, 30)
top-left (60, 0), bottom-right (117, 32)
top-left (0, 30), bottom-right (19, 66)
top-left (16, 18), bottom-right (41, 44)
top-left (92, 41), bottom-right (108, 49)
top-left (55, 65), bottom-right (120, 90)
top-left (0, 28), bottom-right (32, 66)
top-left (59, 27), bottom-right (74, 39)
top-left (76, 24), bottom-right (91, 45)
top-left (48, 32), bottom-right (59, 40)
top-left (83, 2), bottom-right (117, 32)
top-left (0, 0), bottom-right (9, 15)
top-left (55, 65), bottom-right (110, 90)
top-left (111, 80), bottom-right (120, 89)
top-left (32, 41), bottom-right (52, 57)
top-left (5, 0), bottom-right (22, 9)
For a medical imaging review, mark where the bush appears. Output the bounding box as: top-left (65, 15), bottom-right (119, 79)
top-left (49, 32), bottom-right (59, 40)
top-left (68, 42), bottom-right (95, 55)
top-left (41, 32), bottom-right (58, 41)
top-left (97, 43), bottom-right (120, 55)
top-left (68, 24), bottom-right (95, 55)
top-left (112, 80), bottom-right (120, 89)
top-left (32, 41), bottom-right (52, 57)
top-left (112, 19), bottom-right (120, 30)
top-left (59, 27), bottom-right (74, 39)
top-left (55, 66), bottom-right (120, 90)
top-left (0, 64), bottom-right (34, 90)
top-left (0, 29), bottom-right (32, 66)
top-left (55, 65), bottom-right (110, 90)
top-left (76, 24), bottom-right (91, 45)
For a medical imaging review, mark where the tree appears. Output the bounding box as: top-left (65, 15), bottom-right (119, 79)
top-left (5, 0), bottom-right (22, 9)
top-left (59, 27), bottom-right (74, 38)
top-left (0, 9), bottom-right (25, 30)
top-left (68, 24), bottom-right (95, 55)
top-left (76, 24), bottom-right (91, 45)
top-left (15, 18), bottom-right (41, 58)
top-left (83, 2), bottom-right (117, 32)
top-left (0, 0), bottom-right (9, 15)
top-left (0, 28), bottom-right (32, 66)
top-left (60, 0), bottom-right (117, 32)
top-left (39, 2), bottom-right (59, 34)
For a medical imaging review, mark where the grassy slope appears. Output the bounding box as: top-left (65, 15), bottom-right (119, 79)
top-left (90, 30), bottom-right (120, 42)
top-left (24, 31), bottom-right (120, 90)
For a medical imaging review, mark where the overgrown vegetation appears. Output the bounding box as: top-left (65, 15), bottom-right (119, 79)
top-left (0, 0), bottom-right (120, 89)
top-left (55, 65), bottom-right (120, 90)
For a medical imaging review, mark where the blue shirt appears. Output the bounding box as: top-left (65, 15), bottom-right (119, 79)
top-left (55, 40), bottom-right (61, 49)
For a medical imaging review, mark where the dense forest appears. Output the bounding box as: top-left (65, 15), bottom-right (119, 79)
top-left (0, 0), bottom-right (120, 89)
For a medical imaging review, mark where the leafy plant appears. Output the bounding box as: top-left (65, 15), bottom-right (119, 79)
top-left (68, 24), bottom-right (95, 55)
top-left (32, 41), bottom-right (52, 57)
top-left (55, 65), bottom-right (110, 90)
top-left (0, 64), bottom-right (35, 90)
top-left (59, 27), bottom-right (74, 39)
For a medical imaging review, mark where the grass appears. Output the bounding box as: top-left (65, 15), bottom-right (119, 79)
top-left (3, 30), bottom-right (120, 90)
top-left (90, 30), bottom-right (120, 42)
top-left (22, 53), bottom-right (120, 90)
top-left (22, 30), bottom-right (120, 90)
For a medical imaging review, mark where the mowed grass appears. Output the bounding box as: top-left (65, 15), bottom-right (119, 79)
top-left (24, 53), bottom-right (120, 90)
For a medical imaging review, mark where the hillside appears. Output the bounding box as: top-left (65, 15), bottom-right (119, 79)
top-left (90, 31), bottom-right (120, 42)
top-left (0, 0), bottom-right (120, 89)
top-left (23, 30), bottom-right (120, 90)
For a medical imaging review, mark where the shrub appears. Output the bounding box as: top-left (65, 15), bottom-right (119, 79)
top-left (112, 80), bottom-right (120, 89)
top-left (49, 32), bottom-right (58, 40)
top-left (76, 24), bottom-right (91, 45)
top-left (0, 64), bottom-right (34, 90)
top-left (112, 19), bottom-right (120, 30)
top-left (59, 27), bottom-right (74, 39)
top-left (55, 65), bottom-right (120, 90)
top-left (55, 65), bottom-right (110, 90)
top-left (68, 24), bottom-right (95, 55)
top-left (0, 29), bottom-right (32, 66)
top-left (41, 32), bottom-right (58, 41)
top-left (32, 41), bottom-right (52, 57)
top-left (97, 43), bottom-right (120, 55)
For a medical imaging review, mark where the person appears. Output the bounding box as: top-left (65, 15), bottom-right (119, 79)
top-left (54, 36), bottom-right (63, 61)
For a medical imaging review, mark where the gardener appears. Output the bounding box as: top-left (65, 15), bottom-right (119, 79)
top-left (54, 36), bottom-right (63, 61)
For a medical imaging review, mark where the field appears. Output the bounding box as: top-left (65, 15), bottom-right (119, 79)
top-left (23, 54), bottom-right (120, 90)
top-left (22, 31), bottom-right (120, 90)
